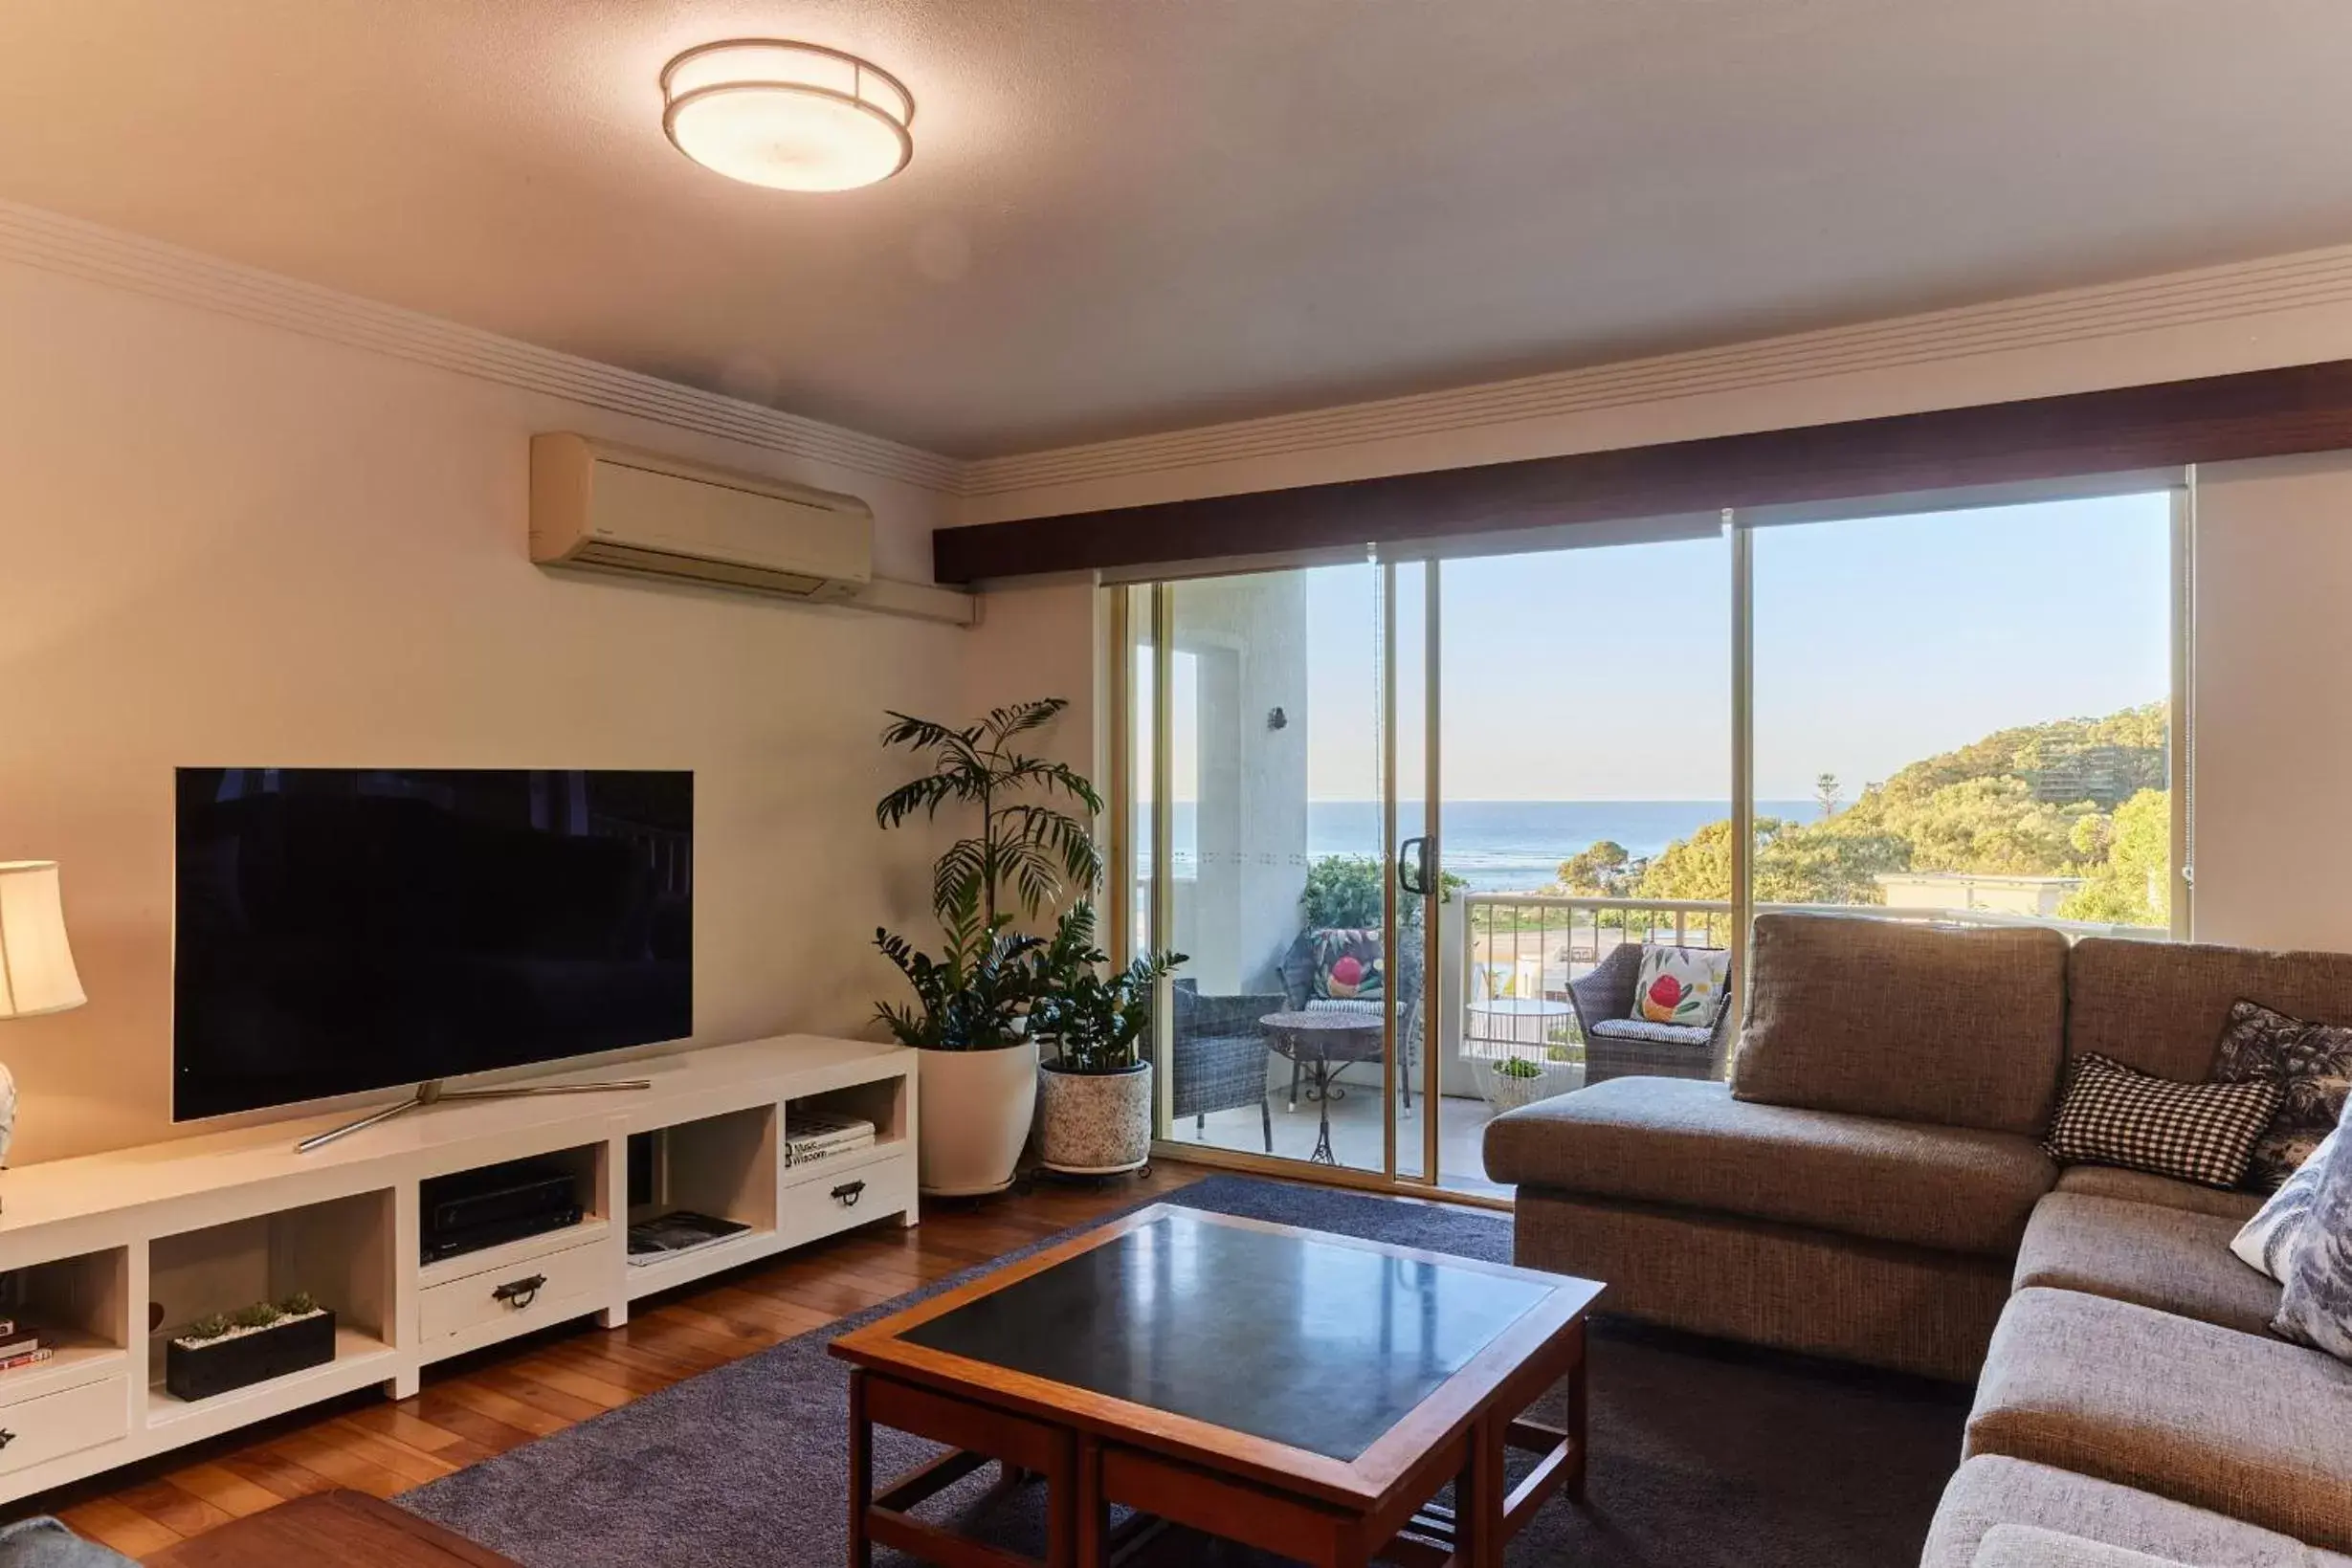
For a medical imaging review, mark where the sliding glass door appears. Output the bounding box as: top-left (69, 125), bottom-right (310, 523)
top-left (1115, 481), bottom-right (2187, 1201)
top-left (1128, 564), bottom-right (1418, 1179)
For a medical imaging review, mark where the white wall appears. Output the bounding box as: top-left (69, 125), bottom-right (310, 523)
top-left (0, 258), bottom-right (969, 1163)
top-left (2192, 454), bottom-right (2352, 951)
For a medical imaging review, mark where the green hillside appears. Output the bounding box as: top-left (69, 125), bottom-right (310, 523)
top-left (1561, 702), bottom-right (2171, 927)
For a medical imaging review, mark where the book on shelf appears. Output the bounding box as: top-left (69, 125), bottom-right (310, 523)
top-left (0, 1330), bottom-right (39, 1358)
top-left (0, 1347), bottom-right (54, 1374)
top-left (785, 1108), bottom-right (876, 1167)
top-left (626, 1210), bottom-right (749, 1265)
top-left (0, 1318), bottom-right (15, 1339)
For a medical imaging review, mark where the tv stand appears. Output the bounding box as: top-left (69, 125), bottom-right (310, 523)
top-left (295, 1075), bottom-right (655, 1153)
top-left (0, 1034), bottom-right (916, 1508)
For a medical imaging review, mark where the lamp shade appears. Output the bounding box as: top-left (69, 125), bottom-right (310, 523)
top-left (0, 861), bottom-right (86, 1019)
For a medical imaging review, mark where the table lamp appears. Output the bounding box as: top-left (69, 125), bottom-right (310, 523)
top-left (0, 861), bottom-right (87, 1199)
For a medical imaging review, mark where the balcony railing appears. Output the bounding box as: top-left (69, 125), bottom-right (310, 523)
top-left (1456, 893), bottom-right (2167, 1067)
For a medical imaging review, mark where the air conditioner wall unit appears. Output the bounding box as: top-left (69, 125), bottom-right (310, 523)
top-left (530, 432), bottom-right (874, 603)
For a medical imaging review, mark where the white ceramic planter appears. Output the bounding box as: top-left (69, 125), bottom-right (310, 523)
top-left (1037, 1060), bottom-right (1153, 1175)
top-left (1476, 1057), bottom-right (1568, 1115)
top-left (915, 1039), bottom-right (1038, 1197)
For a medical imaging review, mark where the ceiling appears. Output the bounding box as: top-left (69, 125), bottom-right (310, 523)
top-left (6, 1), bottom-right (2352, 459)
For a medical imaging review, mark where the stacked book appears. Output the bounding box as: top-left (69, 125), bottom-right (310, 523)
top-left (0, 1318), bottom-right (51, 1374)
top-left (785, 1107), bottom-right (876, 1169)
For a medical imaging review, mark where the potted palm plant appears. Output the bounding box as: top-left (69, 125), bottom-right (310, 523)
top-left (1028, 903), bottom-right (1183, 1176)
top-left (875, 700), bottom-right (1101, 1197)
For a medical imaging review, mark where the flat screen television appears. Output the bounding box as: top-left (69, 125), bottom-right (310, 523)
top-left (173, 767), bottom-right (693, 1121)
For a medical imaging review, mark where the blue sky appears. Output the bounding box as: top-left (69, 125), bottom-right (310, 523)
top-left (1282, 491), bottom-right (2173, 801)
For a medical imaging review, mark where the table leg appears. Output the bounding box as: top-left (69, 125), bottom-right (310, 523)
top-left (1455, 1416), bottom-right (1504, 1568)
top-left (1073, 1436), bottom-right (1106, 1567)
top-left (1311, 1056), bottom-right (1338, 1165)
top-left (847, 1368), bottom-right (873, 1568)
top-left (1566, 1346), bottom-right (1589, 1505)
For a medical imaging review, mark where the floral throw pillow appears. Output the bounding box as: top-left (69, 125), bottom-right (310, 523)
top-left (2211, 998), bottom-right (2352, 1191)
top-left (1309, 929), bottom-right (1384, 1005)
top-left (1631, 946), bottom-right (1731, 1028)
top-left (2233, 1124), bottom-right (2339, 1282)
top-left (2272, 1099), bottom-right (2352, 1363)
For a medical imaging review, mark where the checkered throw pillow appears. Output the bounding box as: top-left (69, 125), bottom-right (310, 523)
top-left (2044, 1052), bottom-right (2284, 1189)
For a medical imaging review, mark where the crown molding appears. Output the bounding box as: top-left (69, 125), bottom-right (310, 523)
top-left (0, 198), bottom-right (964, 495)
top-left (961, 240), bottom-right (2352, 500)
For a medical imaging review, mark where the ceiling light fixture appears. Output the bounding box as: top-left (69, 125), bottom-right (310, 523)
top-left (660, 40), bottom-right (915, 193)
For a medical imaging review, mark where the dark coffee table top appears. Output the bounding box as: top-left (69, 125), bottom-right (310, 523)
top-left (833, 1204), bottom-right (1602, 1506)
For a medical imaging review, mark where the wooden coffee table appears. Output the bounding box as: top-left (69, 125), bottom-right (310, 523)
top-left (832, 1204), bottom-right (1602, 1567)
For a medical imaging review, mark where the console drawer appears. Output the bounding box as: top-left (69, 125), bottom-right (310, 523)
top-left (781, 1152), bottom-right (914, 1246)
top-left (0, 1376), bottom-right (124, 1478)
top-left (419, 1235), bottom-right (610, 1344)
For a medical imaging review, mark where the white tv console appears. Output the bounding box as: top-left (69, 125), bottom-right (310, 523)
top-left (0, 1034), bottom-right (917, 1506)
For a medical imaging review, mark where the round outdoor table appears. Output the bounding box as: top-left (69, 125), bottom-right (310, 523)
top-left (1468, 997), bottom-right (1575, 1049)
top-left (1258, 1009), bottom-right (1386, 1166)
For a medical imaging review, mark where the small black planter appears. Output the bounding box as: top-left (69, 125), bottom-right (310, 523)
top-left (165, 1310), bottom-right (337, 1402)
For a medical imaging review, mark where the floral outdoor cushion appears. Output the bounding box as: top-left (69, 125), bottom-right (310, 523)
top-left (2233, 1124), bottom-right (2339, 1282)
top-left (2272, 1097), bottom-right (2352, 1363)
top-left (1631, 945), bottom-right (1731, 1028)
top-left (1308, 929), bottom-right (1384, 1004)
top-left (2210, 998), bottom-right (2352, 1191)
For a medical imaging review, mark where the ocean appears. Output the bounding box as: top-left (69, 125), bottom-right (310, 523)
top-left (1155, 800), bottom-right (1818, 894)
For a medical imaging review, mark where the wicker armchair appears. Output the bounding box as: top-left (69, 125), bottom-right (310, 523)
top-left (1166, 978), bottom-right (1280, 1150)
top-left (1275, 926), bottom-right (1425, 1110)
top-left (1566, 942), bottom-right (1738, 1085)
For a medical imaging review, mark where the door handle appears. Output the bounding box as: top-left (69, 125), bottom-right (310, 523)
top-left (492, 1273), bottom-right (547, 1311)
top-left (1397, 837), bottom-right (1431, 898)
top-left (0, 1428), bottom-right (13, 1450)
top-left (832, 1181), bottom-right (866, 1207)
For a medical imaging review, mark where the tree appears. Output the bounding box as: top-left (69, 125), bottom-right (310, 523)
top-left (875, 699), bottom-right (1103, 926)
top-left (2059, 788), bottom-right (2171, 927)
top-left (1558, 839), bottom-right (1633, 897)
top-left (1814, 773), bottom-right (1842, 819)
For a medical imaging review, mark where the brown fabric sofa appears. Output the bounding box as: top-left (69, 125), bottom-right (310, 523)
top-left (1485, 913), bottom-right (2352, 1564)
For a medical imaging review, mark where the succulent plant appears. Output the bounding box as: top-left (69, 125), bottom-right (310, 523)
top-left (1495, 1055), bottom-right (1545, 1079)
top-left (185, 1314), bottom-right (233, 1342)
top-left (229, 1301), bottom-right (285, 1331)
top-left (277, 1292), bottom-right (319, 1316)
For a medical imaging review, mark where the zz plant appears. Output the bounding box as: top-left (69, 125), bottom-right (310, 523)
top-left (1027, 902), bottom-right (1185, 1075)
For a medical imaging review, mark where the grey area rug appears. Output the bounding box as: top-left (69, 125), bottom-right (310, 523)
top-left (398, 1176), bottom-right (1969, 1566)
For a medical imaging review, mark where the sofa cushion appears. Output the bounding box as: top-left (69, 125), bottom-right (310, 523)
top-left (1729, 914), bottom-right (2067, 1136)
top-left (2211, 999), bottom-right (2352, 1191)
top-left (2067, 937), bottom-right (2352, 1083)
top-left (1923, 1455), bottom-right (2350, 1568)
top-left (2042, 1052), bottom-right (2281, 1190)
top-left (2014, 1192), bottom-right (2280, 1337)
top-left (2274, 1104), bottom-right (2352, 1363)
top-left (1973, 1526), bottom-right (2195, 1568)
top-left (1483, 1075), bottom-right (2053, 1255)
top-left (1966, 1288), bottom-right (2352, 1551)
top-left (2053, 1163), bottom-right (2265, 1221)
top-left (2236, 1126), bottom-right (2341, 1281)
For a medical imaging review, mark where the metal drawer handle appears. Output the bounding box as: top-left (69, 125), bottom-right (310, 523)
top-left (492, 1273), bottom-right (547, 1311)
top-left (0, 1429), bottom-right (13, 1450)
top-left (831, 1181), bottom-right (866, 1207)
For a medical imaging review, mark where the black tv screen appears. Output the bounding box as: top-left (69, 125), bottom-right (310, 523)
top-left (173, 768), bottom-right (693, 1121)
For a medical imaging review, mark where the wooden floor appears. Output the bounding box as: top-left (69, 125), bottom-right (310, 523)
top-left (15, 1163), bottom-right (1208, 1560)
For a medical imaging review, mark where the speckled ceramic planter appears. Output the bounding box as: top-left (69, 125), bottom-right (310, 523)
top-left (1037, 1060), bottom-right (1152, 1175)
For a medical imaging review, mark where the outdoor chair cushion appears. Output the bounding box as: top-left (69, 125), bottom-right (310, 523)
top-left (1966, 1288), bottom-right (2352, 1552)
top-left (1586, 1017), bottom-right (1712, 1048)
top-left (2067, 937), bottom-right (2352, 1084)
top-left (1922, 1455), bottom-right (2350, 1568)
top-left (1729, 913), bottom-right (2069, 1137)
top-left (2013, 1192), bottom-right (2281, 1337)
top-left (2053, 1163), bottom-right (2265, 1222)
top-left (1481, 1075), bottom-right (2053, 1255)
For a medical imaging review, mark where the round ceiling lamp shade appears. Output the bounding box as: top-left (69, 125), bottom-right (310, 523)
top-left (661, 40), bottom-right (915, 192)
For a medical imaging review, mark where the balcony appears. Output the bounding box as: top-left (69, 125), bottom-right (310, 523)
top-left (1170, 892), bottom-right (2164, 1197)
